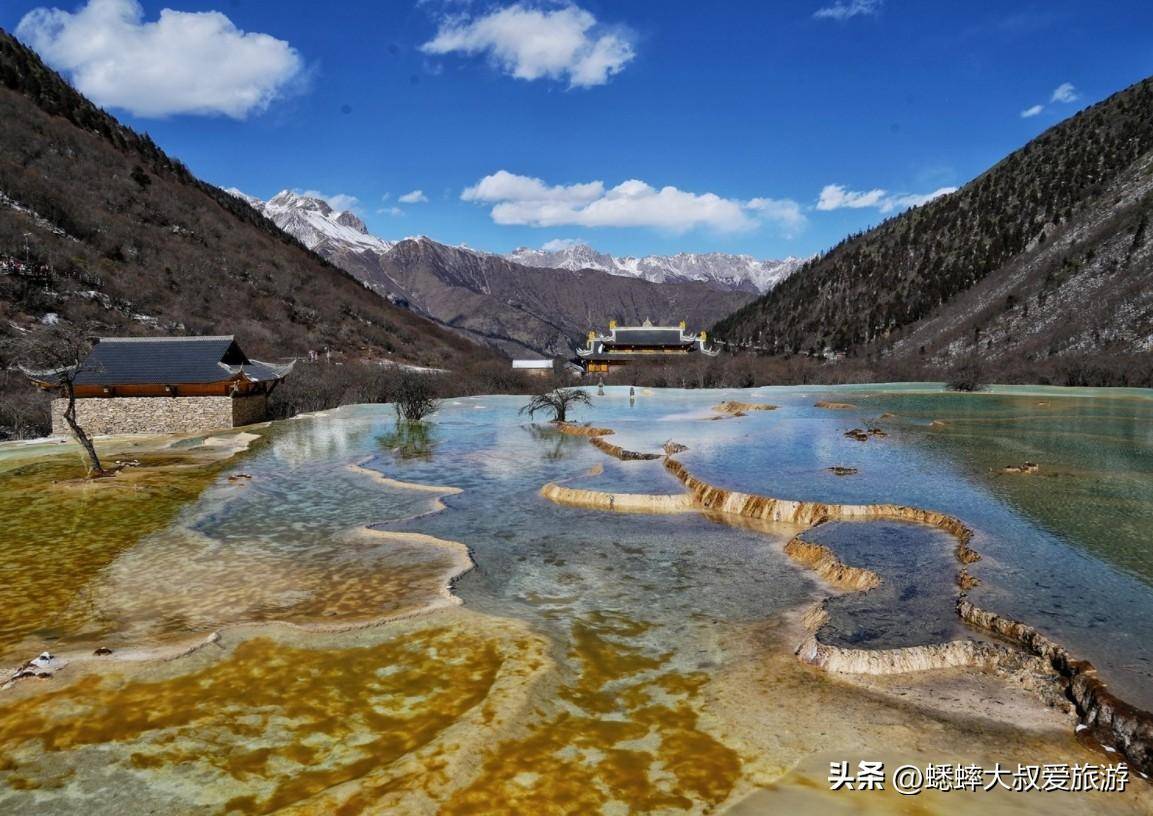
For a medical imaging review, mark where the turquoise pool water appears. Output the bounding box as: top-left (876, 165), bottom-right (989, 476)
top-left (2, 384), bottom-right (1152, 814)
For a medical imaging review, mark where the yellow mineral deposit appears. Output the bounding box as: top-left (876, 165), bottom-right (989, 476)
top-left (0, 430), bottom-right (264, 657)
top-left (552, 422), bottom-right (615, 437)
top-left (440, 612), bottom-right (744, 815)
top-left (783, 536), bottom-right (881, 592)
top-left (5, 405), bottom-right (1153, 814)
top-left (0, 613), bottom-right (553, 815)
top-left (712, 401), bottom-right (778, 415)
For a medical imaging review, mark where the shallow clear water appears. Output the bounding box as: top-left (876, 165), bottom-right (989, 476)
top-left (2, 384), bottom-right (1152, 813)
top-left (654, 385), bottom-right (1153, 707)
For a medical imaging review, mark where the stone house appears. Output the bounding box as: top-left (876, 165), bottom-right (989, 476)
top-left (36, 336), bottom-right (292, 436)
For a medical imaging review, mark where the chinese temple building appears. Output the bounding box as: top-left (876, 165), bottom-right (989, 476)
top-left (576, 320), bottom-right (719, 373)
top-left (30, 336), bottom-right (293, 435)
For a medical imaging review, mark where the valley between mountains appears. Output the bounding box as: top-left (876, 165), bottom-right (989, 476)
top-left (232, 190), bottom-right (799, 358)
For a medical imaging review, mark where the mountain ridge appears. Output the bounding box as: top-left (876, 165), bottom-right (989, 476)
top-left (233, 189), bottom-right (757, 358)
top-left (505, 243), bottom-right (805, 293)
top-left (0, 28), bottom-right (488, 370)
top-left (715, 74), bottom-right (1153, 371)
top-left (233, 188), bottom-right (798, 295)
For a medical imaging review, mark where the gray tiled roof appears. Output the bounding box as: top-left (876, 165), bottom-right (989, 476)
top-left (581, 351), bottom-right (695, 361)
top-left (74, 336), bottom-right (286, 385)
top-left (604, 328), bottom-right (691, 346)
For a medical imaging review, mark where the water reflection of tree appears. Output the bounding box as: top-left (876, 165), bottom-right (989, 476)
top-left (378, 421), bottom-right (437, 461)
top-left (526, 424), bottom-right (585, 460)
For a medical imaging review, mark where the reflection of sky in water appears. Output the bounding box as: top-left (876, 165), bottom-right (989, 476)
top-left (24, 384), bottom-right (1153, 711)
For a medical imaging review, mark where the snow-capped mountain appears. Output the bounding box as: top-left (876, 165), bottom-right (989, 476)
top-left (226, 189), bottom-right (396, 255)
top-left (224, 188), bottom-right (756, 358)
top-left (505, 243), bottom-right (806, 293)
top-left (227, 190), bottom-right (800, 295)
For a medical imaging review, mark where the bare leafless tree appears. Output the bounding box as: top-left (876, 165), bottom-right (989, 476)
top-left (15, 326), bottom-right (108, 477)
top-left (392, 370), bottom-right (442, 422)
top-left (519, 388), bottom-right (592, 423)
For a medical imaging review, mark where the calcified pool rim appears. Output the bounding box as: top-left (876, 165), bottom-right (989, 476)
top-left (536, 404), bottom-right (1153, 777)
top-left (1, 446), bottom-right (476, 690)
top-left (3, 388), bottom-right (1152, 813)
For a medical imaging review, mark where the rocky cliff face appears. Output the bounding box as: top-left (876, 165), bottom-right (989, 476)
top-left (234, 191), bottom-right (754, 358)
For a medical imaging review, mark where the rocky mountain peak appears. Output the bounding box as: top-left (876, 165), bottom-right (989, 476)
top-left (267, 190), bottom-right (333, 216)
top-left (505, 243), bottom-right (805, 293)
top-left (227, 188), bottom-right (394, 253)
top-left (335, 210), bottom-right (368, 234)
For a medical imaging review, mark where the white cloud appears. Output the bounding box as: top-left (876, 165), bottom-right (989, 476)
top-left (1050, 82), bottom-right (1079, 103)
top-left (882, 187), bottom-right (957, 211)
top-left (300, 190), bottom-right (359, 212)
top-left (541, 238), bottom-right (583, 251)
top-left (813, 0), bottom-right (882, 21)
top-left (816, 183), bottom-right (955, 213)
top-left (816, 184), bottom-right (887, 211)
top-left (1018, 81), bottom-right (1080, 120)
top-left (421, 3), bottom-right (635, 88)
top-left (398, 189), bottom-right (429, 204)
top-left (462, 170), bottom-right (805, 235)
top-left (16, 0), bottom-right (303, 118)
top-left (378, 206), bottom-right (405, 217)
top-left (746, 197), bottom-right (807, 237)
top-left (462, 169), bottom-right (604, 204)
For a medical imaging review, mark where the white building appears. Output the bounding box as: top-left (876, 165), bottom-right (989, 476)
top-left (511, 359), bottom-right (555, 377)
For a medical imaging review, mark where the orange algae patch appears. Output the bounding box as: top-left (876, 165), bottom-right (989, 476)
top-left (0, 447), bottom-right (247, 653)
top-left (0, 627), bottom-right (514, 814)
top-left (441, 611), bottom-right (743, 816)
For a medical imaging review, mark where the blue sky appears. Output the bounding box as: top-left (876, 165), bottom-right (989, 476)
top-left (4, 0), bottom-right (1153, 260)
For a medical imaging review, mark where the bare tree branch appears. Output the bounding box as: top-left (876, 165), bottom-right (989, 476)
top-left (519, 389), bottom-right (593, 423)
top-left (13, 326), bottom-right (108, 477)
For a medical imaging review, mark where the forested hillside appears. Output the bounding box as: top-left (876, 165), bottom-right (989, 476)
top-left (0, 29), bottom-right (485, 368)
top-left (716, 75), bottom-right (1153, 370)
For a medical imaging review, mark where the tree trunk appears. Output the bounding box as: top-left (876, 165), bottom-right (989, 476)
top-left (62, 380), bottom-right (107, 478)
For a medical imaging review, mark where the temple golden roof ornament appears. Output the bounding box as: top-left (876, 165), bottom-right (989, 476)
top-left (575, 322), bottom-right (719, 371)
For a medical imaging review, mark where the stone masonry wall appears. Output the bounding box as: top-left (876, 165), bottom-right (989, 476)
top-left (232, 394), bottom-right (269, 427)
top-left (51, 394), bottom-right (268, 436)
